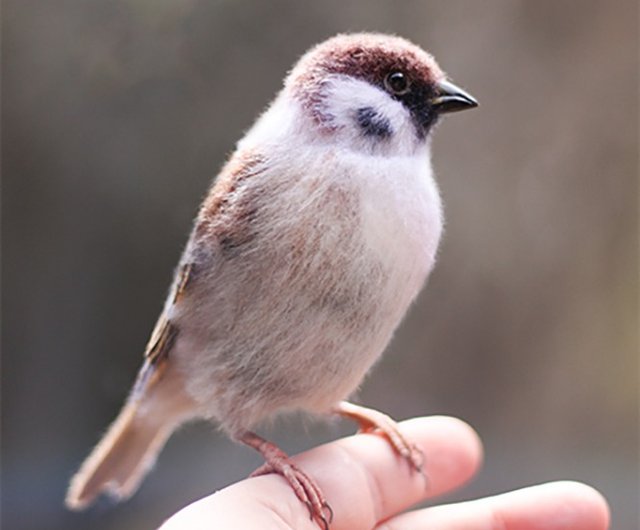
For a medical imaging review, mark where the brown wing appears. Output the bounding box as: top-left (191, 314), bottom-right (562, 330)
top-left (131, 149), bottom-right (266, 398)
top-left (132, 262), bottom-right (193, 398)
top-left (193, 149), bottom-right (266, 245)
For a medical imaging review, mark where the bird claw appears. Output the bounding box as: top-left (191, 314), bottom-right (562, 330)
top-left (322, 501), bottom-right (334, 523)
top-left (334, 401), bottom-right (428, 485)
top-left (242, 432), bottom-right (333, 529)
top-left (312, 503), bottom-right (331, 530)
top-left (267, 460), bottom-right (331, 528)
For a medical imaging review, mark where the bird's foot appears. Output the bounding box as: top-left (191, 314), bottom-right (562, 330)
top-left (239, 431), bottom-right (333, 530)
top-left (333, 401), bottom-right (427, 481)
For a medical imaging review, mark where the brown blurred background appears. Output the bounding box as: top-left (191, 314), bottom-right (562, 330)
top-left (3, 1), bottom-right (638, 528)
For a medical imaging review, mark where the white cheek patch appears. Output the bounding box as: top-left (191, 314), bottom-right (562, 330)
top-left (325, 76), bottom-right (405, 129)
top-left (322, 76), bottom-right (417, 154)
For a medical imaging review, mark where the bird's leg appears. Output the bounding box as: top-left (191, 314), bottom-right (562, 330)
top-left (333, 401), bottom-right (426, 479)
top-left (237, 431), bottom-right (333, 530)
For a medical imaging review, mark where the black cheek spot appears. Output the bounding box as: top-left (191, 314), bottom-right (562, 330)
top-left (356, 106), bottom-right (393, 139)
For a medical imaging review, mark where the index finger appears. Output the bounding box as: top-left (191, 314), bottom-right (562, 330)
top-left (160, 416), bottom-right (482, 530)
top-left (295, 416), bottom-right (483, 529)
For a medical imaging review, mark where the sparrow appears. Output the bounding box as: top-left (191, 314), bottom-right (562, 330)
top-left (66, 33), bottom-right (477, 528)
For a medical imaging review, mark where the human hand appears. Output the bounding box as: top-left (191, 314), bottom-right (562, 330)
top-left (160, 416), bottom-right (610, 530)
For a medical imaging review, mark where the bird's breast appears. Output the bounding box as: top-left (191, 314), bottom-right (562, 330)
top-left (173, 147), bottom-right (443, 428)
top-left (352, 152), bottom-right (442, 325)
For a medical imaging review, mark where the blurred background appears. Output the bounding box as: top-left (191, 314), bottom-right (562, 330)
top-left (3, 0), bottom-right (638, 528)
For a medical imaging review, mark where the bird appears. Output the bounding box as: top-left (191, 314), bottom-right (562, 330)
top-left (66, 32), bottom-right (477, 528)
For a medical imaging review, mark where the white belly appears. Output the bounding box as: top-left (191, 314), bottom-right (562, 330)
top-left (301, 151), bottom-right (442, 408)
top-left (358, 153), bottom-right (442, 302)
top-left (173, 147), bottom-right (443, 432)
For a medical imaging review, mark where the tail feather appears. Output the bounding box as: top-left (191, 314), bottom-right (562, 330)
top-left (66, 401), bottom-right (173, 510)
top-left (66, 366), bottom-right (196, 510)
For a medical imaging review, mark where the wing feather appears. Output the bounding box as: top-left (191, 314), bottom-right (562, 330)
top-left (132, 148), bottom-right (267, 397)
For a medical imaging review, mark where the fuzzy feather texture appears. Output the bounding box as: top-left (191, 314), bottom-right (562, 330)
top-left (67, 32), bottom-right (454, 510)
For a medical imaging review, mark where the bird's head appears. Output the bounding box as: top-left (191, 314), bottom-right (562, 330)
top-left (286, 33), bottom-right (477, 155)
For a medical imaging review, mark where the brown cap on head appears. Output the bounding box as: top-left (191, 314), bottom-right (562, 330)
top-left (287, 33), bottom-right (445, 95)
top-left (286, 34), bottom-right (476, 139)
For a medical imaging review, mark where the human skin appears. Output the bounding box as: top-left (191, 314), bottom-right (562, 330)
top-left (159, 416), bottom-right (610, 530)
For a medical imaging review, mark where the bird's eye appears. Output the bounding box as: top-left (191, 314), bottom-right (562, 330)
top-left (384, 71), bottom-right (410, 95)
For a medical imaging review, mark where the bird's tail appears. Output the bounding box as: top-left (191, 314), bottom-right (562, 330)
top-left (66, 369), bottom-right (196, 510)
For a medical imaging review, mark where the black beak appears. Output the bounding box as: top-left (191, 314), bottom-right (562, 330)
top-left (432, 80), bottom-right (478, 114)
